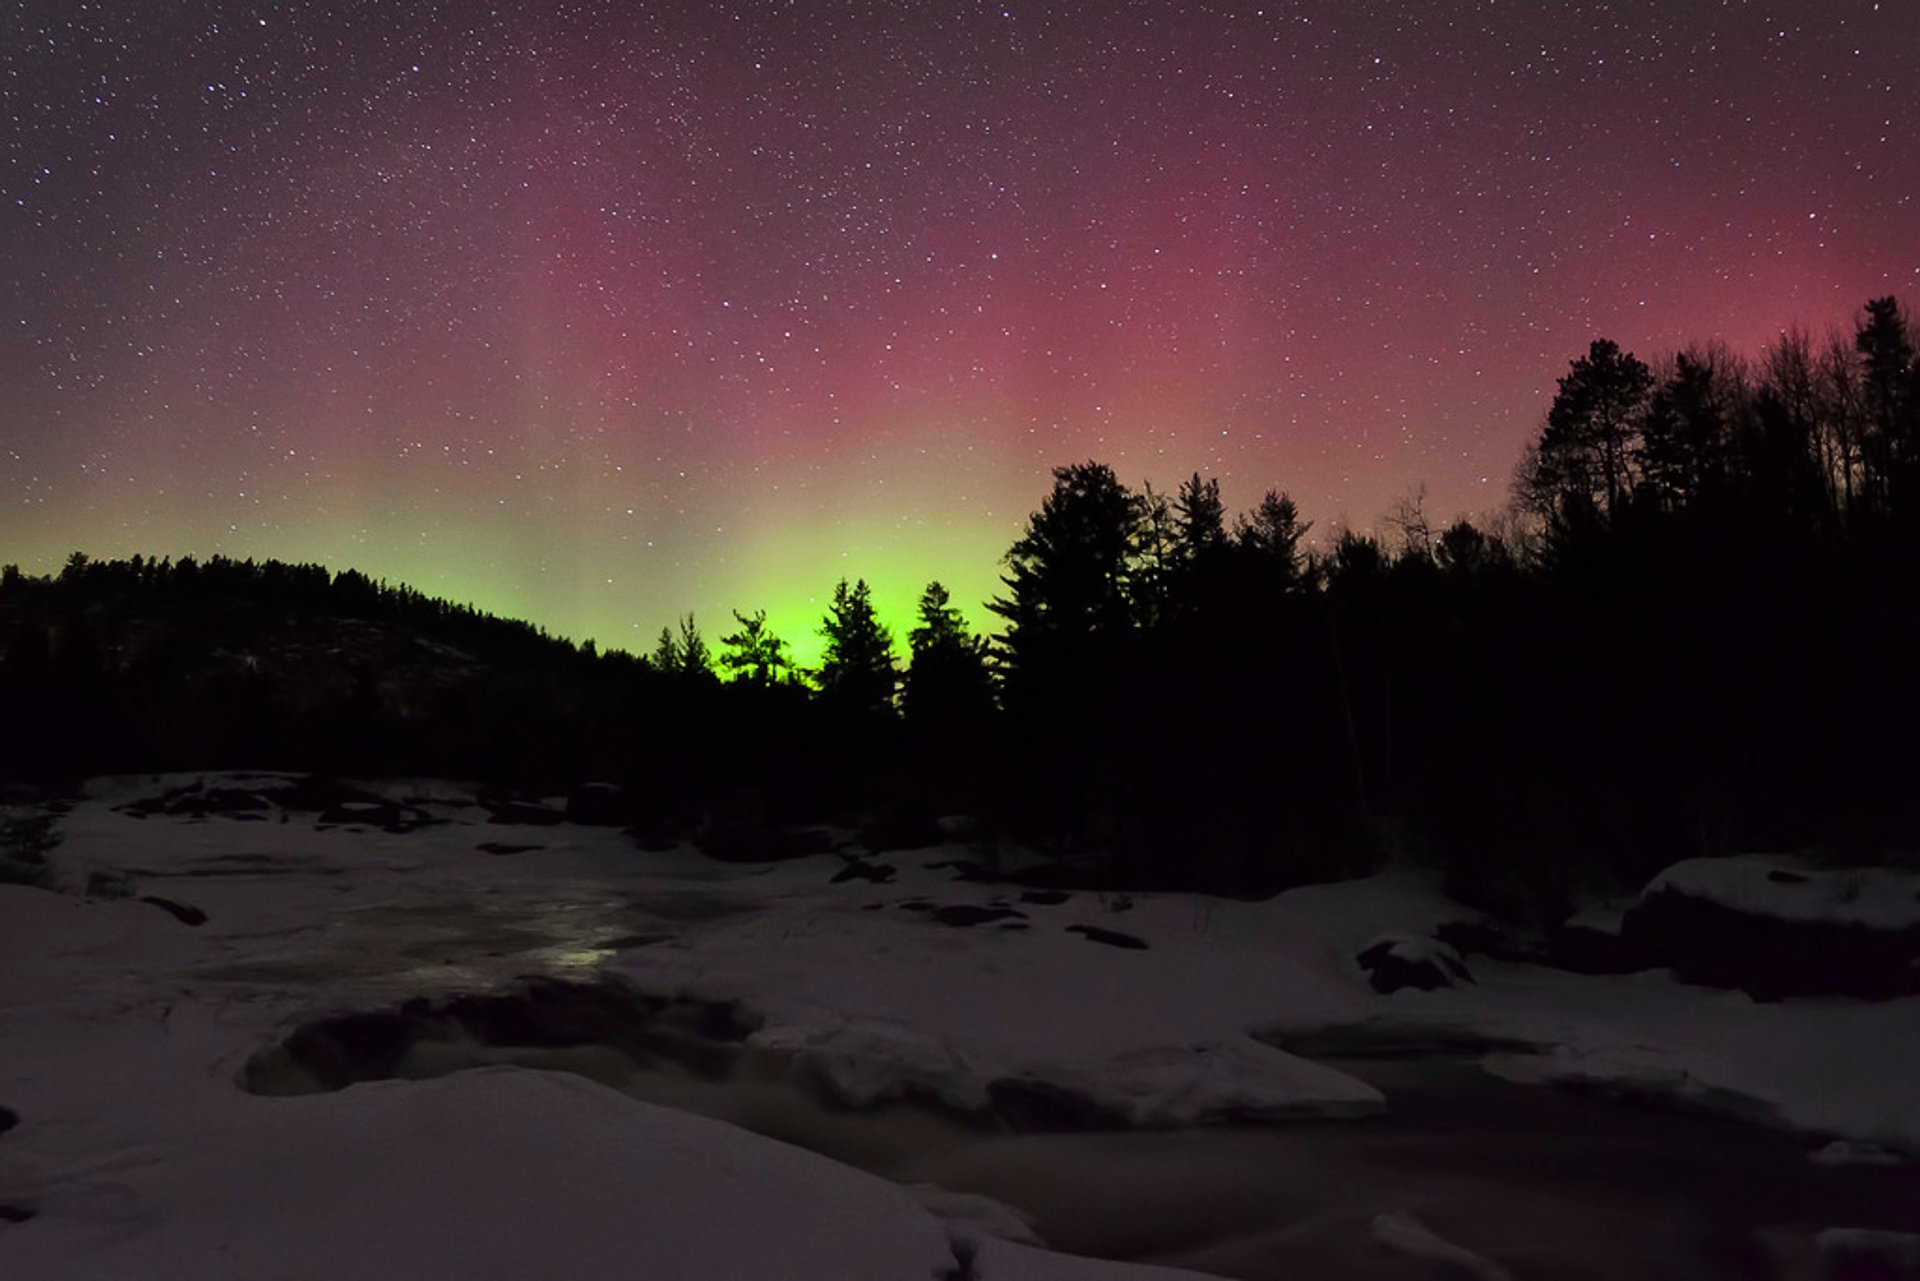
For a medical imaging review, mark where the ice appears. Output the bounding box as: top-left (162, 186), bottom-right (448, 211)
top-left (9, 776), bottom-right (1920, 1278)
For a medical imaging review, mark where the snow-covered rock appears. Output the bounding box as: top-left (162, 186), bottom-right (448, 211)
top-left (1356, 933), bottom-right (1473, 993)
top-left (1623, 855), bottom-right (1920, 999)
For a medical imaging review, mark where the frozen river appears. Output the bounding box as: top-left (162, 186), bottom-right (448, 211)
top-left (5, 773), bottom-right (1918, 1279)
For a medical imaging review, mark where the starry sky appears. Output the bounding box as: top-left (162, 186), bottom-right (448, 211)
top-left (4, 2), bottom-right (1916, 662)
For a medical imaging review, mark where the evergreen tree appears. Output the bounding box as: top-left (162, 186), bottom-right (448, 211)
top-left (1856, 296), bottom-right (1917, 507)
top-left (1235, 489), bottom-right (1312, 587)
top-left (718, 609), bottom-right (795, 686)
top-left (817, 578), bottom-right (896, 714)
top-left (651, 612), bottom-right (713, 679)
top-left (1173, 473), bottom-right (1228, 562)
top-left (1518, 339), bottom-right (1653, 521)
top-left (1640, 347), bottom-right (1739, 509)
top-left (903, 581), bottom-right (995, 728)
top-left (988, 461), bottom-right (1144, 675)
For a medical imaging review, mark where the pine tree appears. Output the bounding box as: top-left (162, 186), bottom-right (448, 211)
top-left (1518, 339), bottom-right (1652, 521)
top-left (817, 578), bottom-right (896, 714)
top-left (1235, 489), bottom-right (1312, 587)
top-left (988, 461), bottom-right (1144, 675)
top-left (1856, 296), bottom-right (1917, 508)
top-left (903, 581), bottom-right (994, 728)
top-left (718, 609), bottom-right (795, 686)
top-left (650, 613), bottom-right (712, 679)
top-left (1640, 347), bottom-right (1737, 510)
top-left (1173, 473), bottom-right (1228, 562)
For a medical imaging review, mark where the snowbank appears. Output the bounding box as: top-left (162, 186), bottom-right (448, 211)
top-left (5, 1068), bottom-right (1200, 1281)
top-left (1642, 855), bottom-right (1920, 932)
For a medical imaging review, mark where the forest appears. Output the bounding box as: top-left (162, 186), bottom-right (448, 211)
top-left (3, 296), bottom-right (1915, 917)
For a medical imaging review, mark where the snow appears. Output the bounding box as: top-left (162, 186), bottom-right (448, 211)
top-left (907, 1182), bottom-right (1045, 1246)
top-left (1261, 868), bottom-right (1920, 1156)
top-left (4, 1067), bottom-right (1196, 1281)
top-left (8, 772), bottom-right (1920, 1277)
top-left (1370, 1210), bottom-right (1514, 1281)
top-left (1642, 854), bottom-right (1920, 932)
top-left (1811, 1139), bottom-right (1910, 1168)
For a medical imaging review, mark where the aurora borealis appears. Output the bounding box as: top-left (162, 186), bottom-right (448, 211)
top-left (4, 3), bottom-right (1916, 662)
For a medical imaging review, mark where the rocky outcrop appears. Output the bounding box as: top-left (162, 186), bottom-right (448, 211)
top-left (1621, 857), bottom-right (1920, 1001)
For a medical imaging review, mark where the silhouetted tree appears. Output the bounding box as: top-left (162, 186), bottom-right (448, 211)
top-left (1235, 489), bottom-right (1312, 587)
top-left (1433, 519), bottom-right (1504, 577)
top-left (1519, 339), bottom-right (1652, 521)
top-left (1173, 473), bottom-right (1228, 562)
top-left (903, 581), bottom-right (995, 729)
top-left (1856, 296), bottom-right (1917, 509)
top-left (651, 613), bottom-right (714, 680)
top-left (718, 609), bottom-right (795, 686)
top-left (1639, 346), bottom-right (1740, 510)
top-left (1383, 482), bottom-right (1435, 559)
top-left (816, 578), bottom-right (896, 715)
top-left (1131, 482), bottom-right (1178, 627)
top-left (990, 461), bottom-right (1144, 680)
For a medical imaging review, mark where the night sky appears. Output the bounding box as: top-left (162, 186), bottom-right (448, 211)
top-left (4, 2), bottom-right (1916, 661)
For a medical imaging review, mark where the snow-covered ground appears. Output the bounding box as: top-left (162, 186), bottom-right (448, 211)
top-left (3, 772), bottom-right (1918, 1278)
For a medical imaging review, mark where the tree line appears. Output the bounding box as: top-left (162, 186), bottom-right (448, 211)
top-left (2, 295), bottom-right (1914, 910)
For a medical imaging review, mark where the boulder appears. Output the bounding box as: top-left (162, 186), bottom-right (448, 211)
top-left (1067, 924), bottom-right (1149, 950)
top-left (565, 783), bottom-right (626, 826)
top-left (1357, 934), bottom-right (1473, 994)
top-left (1621, 856), bottom-right (1920, 1001)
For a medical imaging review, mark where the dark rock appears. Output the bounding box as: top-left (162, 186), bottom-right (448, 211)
top-left (482, 800), bottom-right (565, 826)
top-left (565, 783), bottom-right (627, 826)
top-left (1357, 936), bottom-right (1473, 994)
top-left (85, 870), bottom-right (132, 900)
top-left (243, 980), bottom-right (761, 1095)
top-left (987, 1078), bottom-right (1129, 1131)
top-left (0, 1105), bottom-right (17, 1134)
top-left (139, 895), bottom-right (208, 926)
top-left (1434, 919), bottom-right (1540, 965)
top-left (120, 783), bottom-right (271, 820)
top-left (628, 819), bottom-right (686, 853)
top-left (897, 899), bottom-right (934, 912)
top-left (934, 1236), bottom-right (981, 1281)
top-left (1019, 890), bottom-right (1072, 906)
top-left (1068, 924), bottom-right (1149, 950)
top-left (927, 859), bottom-right (994, 882)
top-left (600, 933), bottom-right (668, 949)
top-left (1623, 883), bottom-right (1920, 1001)
top-left (1815, 1228), bottom-right (1920, 1281)
top-left (476, 841), bottom-right (543, 856)
top-left (697, 823), bottom-right (834, 863)
top-left (930, 905), bottom-right (1026, 928)
top-left (1544, 922), bottom-right (1658, 976)
top-left (271, 1010), bottom-right (418, 1090)
top-left (859, 802), bottom-right (947, 854)
top-left (830, 860), bottom-right (896, 884)
top-left (0, 1204), bottom-right (35, 1224)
